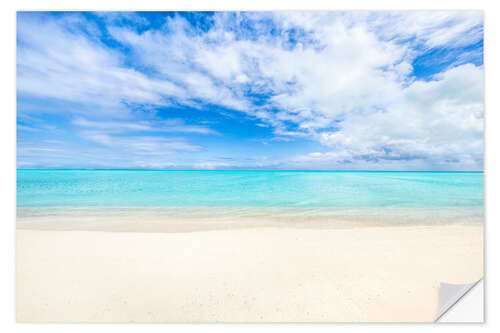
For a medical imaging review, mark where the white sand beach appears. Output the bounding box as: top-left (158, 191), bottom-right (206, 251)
top-left (16, 224), bottom-right (483, 322)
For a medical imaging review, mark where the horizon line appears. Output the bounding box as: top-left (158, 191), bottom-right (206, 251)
top-left (16, 168), bottom-right (484, 173)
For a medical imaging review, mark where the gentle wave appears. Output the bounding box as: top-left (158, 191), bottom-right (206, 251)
top-left (17, 170), bottom-right (484, 209)
top-left (17, 170), bottom-right (484, 230)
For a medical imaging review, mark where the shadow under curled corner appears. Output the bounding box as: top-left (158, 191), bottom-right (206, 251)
top-left (436, 279), bottom-right (484, 323)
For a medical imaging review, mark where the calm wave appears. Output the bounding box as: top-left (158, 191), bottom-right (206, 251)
top-left (17, 170), bottom-right (484, 227)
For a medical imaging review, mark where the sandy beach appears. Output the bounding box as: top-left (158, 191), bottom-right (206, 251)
top-left (16, 224), bottom-right (483, 322)
top-left (15, 7), bottom-right (485, 325)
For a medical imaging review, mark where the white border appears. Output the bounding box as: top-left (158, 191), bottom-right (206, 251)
top-left (2, 0), bottom-right (499, 331)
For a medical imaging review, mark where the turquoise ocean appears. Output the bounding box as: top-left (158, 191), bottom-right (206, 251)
top-left (17, 170), bottom-right (484, 228)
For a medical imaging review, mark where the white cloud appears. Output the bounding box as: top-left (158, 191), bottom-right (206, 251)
top-left (17, 13), bottom-right (185, 118)
top-left (81, 132), bottom-right (202, 154)
top-left (297, 64), bottom-right (483, 170)
top-left (17, 12), bottom-right (484, 170)
top-left (374, 11), bottom-right (483, 49)
top-left (73, 117), bottom-right (218, 135)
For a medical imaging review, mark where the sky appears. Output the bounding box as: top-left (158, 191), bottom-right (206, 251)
top-left (17, 11), bottom-right (484, 170)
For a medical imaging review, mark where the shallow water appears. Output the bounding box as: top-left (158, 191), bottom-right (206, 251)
top-left (17, 170), bottom-right (484, 228)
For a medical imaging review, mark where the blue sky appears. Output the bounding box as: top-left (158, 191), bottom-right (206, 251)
top-left (17, 11), bottom-right (484, 170)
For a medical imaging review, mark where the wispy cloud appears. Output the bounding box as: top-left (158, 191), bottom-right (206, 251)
top-left (73, 117), bottom-right (219, 135)
top-left (17, 11), bottom-right (484, 170)
top-left (81, 131), bottom-right (202, 154)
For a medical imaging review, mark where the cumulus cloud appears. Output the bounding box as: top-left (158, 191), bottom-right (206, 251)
top-left (305, 64), bottom-right (484, 170)
top-left (17, 11), bottom-right (484, 170)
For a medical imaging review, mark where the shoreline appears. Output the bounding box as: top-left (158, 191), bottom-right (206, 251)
top-left (16, 218), bottom-right (483, 233)
top-left (17, 206), bottom-right (484, 233)
top-left (16, 224), bottom-right (483, 322)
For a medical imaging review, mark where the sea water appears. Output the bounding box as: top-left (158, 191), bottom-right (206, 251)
top-left (16, 170), bottom-right (484, 227)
